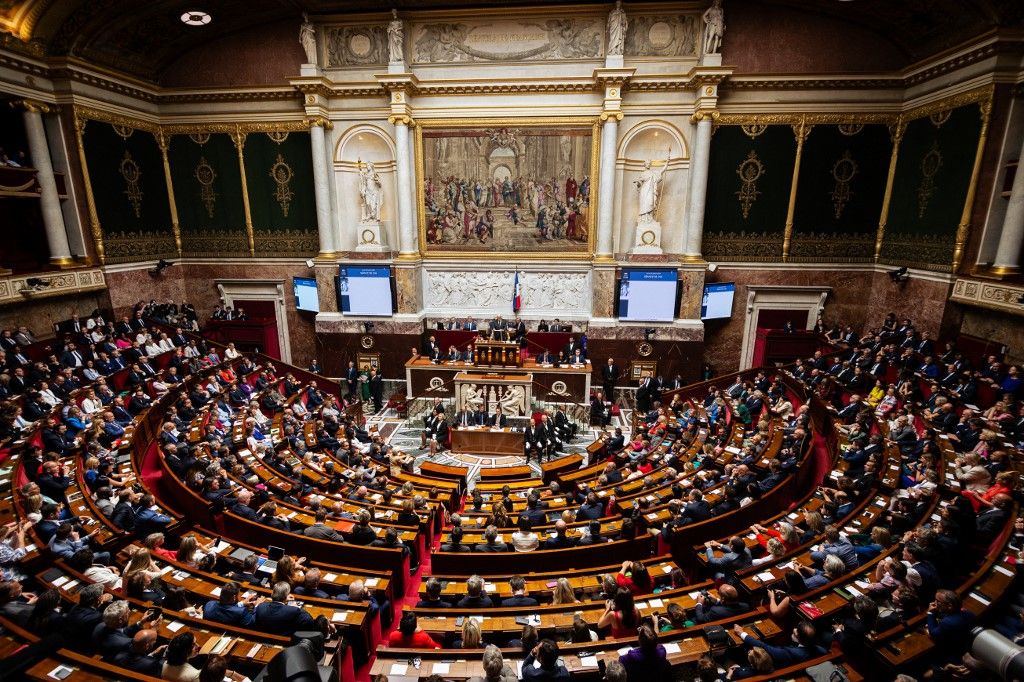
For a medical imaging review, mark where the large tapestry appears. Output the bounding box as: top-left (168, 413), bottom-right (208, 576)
top-left (418, 122), bottom-right (597, 257)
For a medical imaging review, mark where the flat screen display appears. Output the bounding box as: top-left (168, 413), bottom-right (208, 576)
top-left (702, 282), bottom-right (735, 320)
top-left (618, 269), bottom-right (678, 322)
top-left (339, 266), bottom-right (393, 316)
top-left (293, 277), bottom-right (319, 313)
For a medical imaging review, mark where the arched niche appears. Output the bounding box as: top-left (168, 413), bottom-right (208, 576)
top-left (334, 125), bottom-right (398, 251)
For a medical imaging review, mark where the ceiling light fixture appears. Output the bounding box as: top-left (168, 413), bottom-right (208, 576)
top-left (180, 10), bottom-right (212, 26)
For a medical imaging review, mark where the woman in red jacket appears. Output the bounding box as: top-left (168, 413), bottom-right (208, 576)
top-left (388, 611), bottom-right (441, 649)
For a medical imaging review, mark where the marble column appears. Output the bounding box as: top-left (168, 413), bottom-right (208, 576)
top-left (991, 131), bottom-right (1024, 275)
top-left (23, 106), bottom-right (73, 266)
top-left (684, 115), bottom-right (713, 260)
top-left (310, 122), bottom-right (336, 256)
top-left (394, 118), bottom-right (418, 257)
top-left (595, 115), bottom-right (620, 260)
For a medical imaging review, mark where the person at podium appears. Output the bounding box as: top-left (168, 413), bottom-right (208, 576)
top-left (462, 345), bottom-right (475, 362)
top-left (536, 348), bottom-right (555, 365)
top-left (567, 348), bottom-right (586, 366)
top-left (473, 404), bottom-right (488, 425)
top-left (489, 315), bottom-right (509, 341)
top-left (488, 408), bottom-right (507, 428)
top-left (454, 405), bottom-right (475, 428)
top-left (562, 336), bottom-right (584, 361)
top-left (446, 345), bottom-right (460, 362)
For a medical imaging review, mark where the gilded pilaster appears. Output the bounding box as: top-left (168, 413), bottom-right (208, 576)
top-left (782, 116), bottom-right (811, 262)
top-left (155, 131), bottom-right (182, 257)
top-left (952, 96), bottom-right (993, 273)
top-left (72, 112), bottom-right (105, 265)
top-left (231, 126), bottom-right (255, 257)
top-left (875, 116), bottom-right (905, 262)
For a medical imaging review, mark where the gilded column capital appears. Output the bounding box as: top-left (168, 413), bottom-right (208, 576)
top-left (690, 110), bottom-right (720, 124)
top-left (387, 114), bottom-right (414, 126)
top-left (9, 98), bottom-right (56, 115)
top-left (599, 111), bottom-right (624, 122)
top-left (306, 116), bottom-right (334, 130)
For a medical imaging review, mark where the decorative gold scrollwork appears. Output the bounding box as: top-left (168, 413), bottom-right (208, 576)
top-left (830, 150), bottom-right (858, 220)
top-left (929, 110), bottom-right (952, 128)
top-left (267, 131), bottom-right (290, 144)
top-left (194, 156), bottom-right (218, 219)
top-left (735, 150), bottom-right (765, 219)
top-left (740, 123), bottom-right (768, 139)
top-left (188, 133), bottom-right (211, 145)
top-left (113, 125), bottom-right (134, 139)
top-left (917, 141), bottom-right (943, 218)
top-left (270, 154), bottom-right (295, 218)
top-left (837, 123), bottom-right (863, 136)
top-left (119, 151), bottom-right (143, 218)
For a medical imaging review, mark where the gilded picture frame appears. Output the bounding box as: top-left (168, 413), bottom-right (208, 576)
top-left (630, 360), bottom-right (658, 382)
top-left (415, 117), bottom-right (601, 259)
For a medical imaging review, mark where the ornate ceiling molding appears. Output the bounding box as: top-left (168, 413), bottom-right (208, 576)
top-left (0, 267), bottom-right (106, 307)
top-left (950, 277), bottom-right (1024, 317)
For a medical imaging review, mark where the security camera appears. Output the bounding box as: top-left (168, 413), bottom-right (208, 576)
top-left (888, 267), bottom-right (909, 283)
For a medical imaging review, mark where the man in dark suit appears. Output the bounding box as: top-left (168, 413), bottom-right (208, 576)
top-left (472, 405), bottom-right (488, 425)
top-left (562, 337), bottom-right (581, 360)
top-left (487, 409), bottom-right (507, 428)
top-left (693, 584), bottom-right (749, 623)
top-left (536, 348), bottom-right (555, 365)
top-left (456, 576), bottom-right (495, 609)
top-left (254, 582), bottom-right (318, 636)
top-left (636, 375), bottom-right (654, 413)
top-left (475, 525), bottom-right (509, 552)
top-left (368, 368), bottom-right (383, 412)
top-left (454, 406), bottom-right (475, 428)
top-left (303, 509), bottom-right (346, 541)
top-left (113, 629), bottom-right (165, 676)
top-left (502, 576), bottom-right (539, 606)
top-left (92, 601), bottom-right (160, 658)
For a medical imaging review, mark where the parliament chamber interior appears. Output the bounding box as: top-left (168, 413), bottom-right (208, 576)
top-left (2, 1), bottom-right (1024, 681)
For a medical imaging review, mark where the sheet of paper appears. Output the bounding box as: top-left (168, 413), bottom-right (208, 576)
top-left (663, 642), bottom-right (681, 654)
top-left (389, 664), bottom-right (408, 676)
top-left (166, 621), bottom-right (185, 633)
top-left (247, 644), bottom-right (261, 658)
top-left (579, 656), bottom-right (599, 669)
top-left (432, 663), bottom-right (450, 674)
top-left (323, 573), bottom-right (338, 582)
top-left (365, 578), bottom-right (379, 587)
top-left (332, 611), bottom-right (348, 622)
top-left (662, 565), bottom-right (673, 574)
top-left (618, 647), bottom-right (631, 656)
top-left (648, 598), bottom-right (664, 608)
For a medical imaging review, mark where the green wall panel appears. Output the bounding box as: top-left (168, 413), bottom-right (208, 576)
top-left (243, 131), bottom-right (318, 256)
top-left (789, 123), bottom-right (890, 262)
top-left (702, 125), bottom-right (795, 262)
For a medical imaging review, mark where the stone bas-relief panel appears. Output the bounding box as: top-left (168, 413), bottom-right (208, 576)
top-left (324, 25), bottom-right (388, 66)
top-left (411, 18), bottom-right (604, 63)
top-left (423, 269), bottom-right (590, 317)
top-left (624, 15), bottom-right (700, 57)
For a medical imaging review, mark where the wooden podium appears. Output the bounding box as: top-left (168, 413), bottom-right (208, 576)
top-left (472, 340), bottom-right (522, 368)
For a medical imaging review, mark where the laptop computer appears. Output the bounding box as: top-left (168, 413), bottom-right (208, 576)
top-left (256, 545), bottom-right (285, 573)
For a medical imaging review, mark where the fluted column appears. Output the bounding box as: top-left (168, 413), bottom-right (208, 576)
top-left (684, 112), bottom-right (714, 260)
top-left (392, 115), bottom-right (418, 258)
top-left (595, 113), bottom-right (621, 261)
top-left (309, 119), bottom-right (336, 256)
top-left (991, 130), bottom-right (1024, 275)
top-left (19, 102), bottom-right (72, 266)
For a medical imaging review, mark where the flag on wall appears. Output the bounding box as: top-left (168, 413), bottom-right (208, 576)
top-left (512, 271), bottom-right (522, 312)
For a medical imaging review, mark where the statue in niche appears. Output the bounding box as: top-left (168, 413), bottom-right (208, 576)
top-left (358, 161), bottom-right (383, 222)
top-left (387, 9), bottom-right (405, 63)
top-left (463, 384), bottom-right (484, 411)
top-left (299, 13), bottom-right (318, 65)
top-left (702, 0), bottom-right (725, 55)
top-left (606, 0), bottom-right (628, 56)
top-left (634, 151), bottom-right (669, 223)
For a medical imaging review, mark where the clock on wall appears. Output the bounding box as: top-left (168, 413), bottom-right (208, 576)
top-left (360, 335), bottom-right (375, 349)
top-left (637, 341), bottom-right (654, 357)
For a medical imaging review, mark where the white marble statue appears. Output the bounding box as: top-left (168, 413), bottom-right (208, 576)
top-left (634, 152), bottom-right (669, 222)
top-left (607, 0), bottom-right (628, 56)
top-left (463, 384), bottom-right (484, 411)
top-left (702, 0), bottom-right (725, 55)
top-left (387, 9), bottom-right (405, 63)
top-left (498, 385), bottom-right (526, 416)
top-left (299, 13), bottom-right (318, 65)
top-left (358, 161), bottom-right (383, 222)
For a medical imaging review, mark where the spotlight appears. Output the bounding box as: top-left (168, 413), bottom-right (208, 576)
top-left (363, 322), bottom-right (375, 334)
top-left (888, 267), bottom-right (909, 283)
top-left (25, 277), bottom-right (50, 288)
top-left (180, 10), bottom-right (211, 26)
top-left (644, 328), bottom-right (655, 341)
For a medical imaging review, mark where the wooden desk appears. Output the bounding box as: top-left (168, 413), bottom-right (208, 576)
top-left (405, 357), bottom-right (591, 403)
top-left (451, 427), bottom-right (524, 456)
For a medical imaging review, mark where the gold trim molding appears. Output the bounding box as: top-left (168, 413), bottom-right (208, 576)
top-left (0, 268), bottom-right (107, 307)
top-left (950, 277), bottom-right (1024, 317)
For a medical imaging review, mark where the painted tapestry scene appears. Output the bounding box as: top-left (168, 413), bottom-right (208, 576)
top-left (421, 126), bottom-right (593, 254)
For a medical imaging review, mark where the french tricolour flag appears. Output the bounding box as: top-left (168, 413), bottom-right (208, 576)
top-left (512, 271), bottom-right (522, 312)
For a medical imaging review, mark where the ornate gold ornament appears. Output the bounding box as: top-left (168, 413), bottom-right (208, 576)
top-left (267, 131), bottom-right (290, 143)
top-left (112, 125), bottom-right (134, 139)
top-left (837, 123), bottom-right (863, 136)
top-left (641, 230), bottom-right (657, 245)
top-left (830, 150), bottom-right (858, 220)
top-left (194, 156), bottom-right (218, 219)
top-left (929, 110), bottom-right (952, 128)
top-left (270, 154), bottom-right (295, 217)
top-left (119, 151), bottom-right (144, 218)
top-left (917, 141), bottom-right (943, 219)
top-left (740, 123), bottom-right (768, 139)
top-left (360, 335), bottom-right (375, 349)
top-left (637, 342), bottom-right (653, 357)
top-left (735, 150), bottom-right (765, 219)
top-left (188, 133), bottom-right (211, 145)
